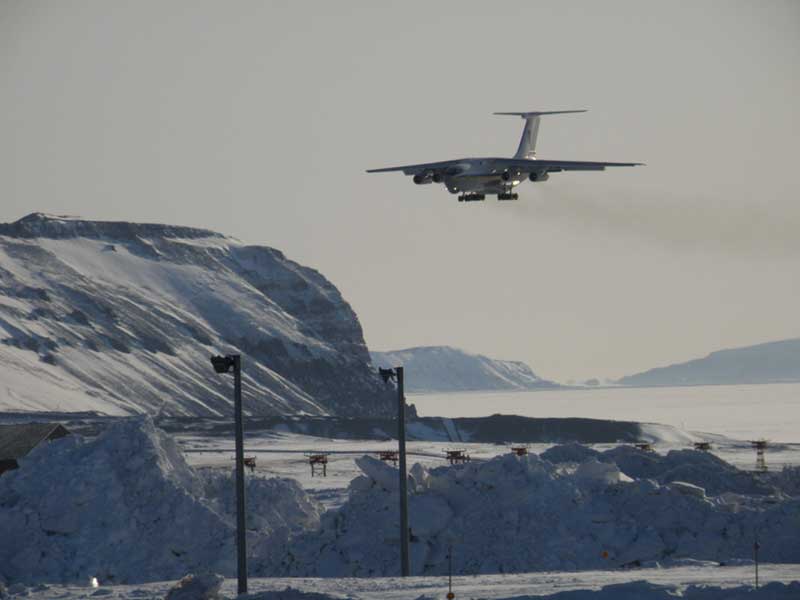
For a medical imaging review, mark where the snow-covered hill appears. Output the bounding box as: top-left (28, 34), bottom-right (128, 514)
top-left (0, 213), bottom-right (393, 416)
top-left (371, 346), bottom-right (558, 393)
top-left (618, 338), bottom-right (800, 387)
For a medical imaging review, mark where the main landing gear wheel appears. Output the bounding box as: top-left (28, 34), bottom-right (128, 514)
top-left (497, 192), bottom-right (519, 201)
top-left (458, 193), bottom-right (485, 202)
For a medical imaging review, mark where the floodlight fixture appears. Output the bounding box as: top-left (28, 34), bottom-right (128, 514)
top-left (379, 367), bottom-right (396, 383)
top-left (211, 354), bottom-right (235, 374)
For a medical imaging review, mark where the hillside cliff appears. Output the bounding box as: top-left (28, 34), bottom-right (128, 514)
top-left (618, 338), bottom-right (800, 386)
top-left (0, 213), bottom-right (393, 416)
top-left (371, 346), bottom-right (559, 393)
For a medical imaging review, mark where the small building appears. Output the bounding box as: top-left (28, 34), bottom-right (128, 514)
top-left (0, 422), bottom-right (71, 475)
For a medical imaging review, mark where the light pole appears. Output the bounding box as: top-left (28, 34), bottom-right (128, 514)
top-left (211, 354), bottom-right (247, 595)
top-left (379, 366), bottom-right (410, 577)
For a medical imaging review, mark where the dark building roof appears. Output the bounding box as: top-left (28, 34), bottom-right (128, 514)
top-left (0, 423), bottom-right (70, 461)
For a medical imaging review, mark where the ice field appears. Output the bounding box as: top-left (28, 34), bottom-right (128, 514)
top-left (412, 383), bottom-right (800, 443)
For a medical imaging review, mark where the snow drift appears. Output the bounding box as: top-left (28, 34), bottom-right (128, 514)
top-left (250, 581), bottom-right (798, 600)
top-left (275, 448), bottom-right (800, 577)
top-left (0, 417), bottom-right (320, 585)
top-left (503, 581), bottom-right (800, 599)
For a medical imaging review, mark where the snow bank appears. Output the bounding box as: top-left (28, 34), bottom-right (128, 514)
top-left (540, 442), bottom-right (600, 464)
top-left (508, 581), bottom-right (800, 599)
top-left (0, 417), bottom-right (319, 585)
top-left (164, 573), bottom-right (224, 600)
top-left (544, 444), bottom-right (792, 497)
top-left (242, 588), bottom-right (349, 600)
top-left (275, 450), bottom-right (800, 577)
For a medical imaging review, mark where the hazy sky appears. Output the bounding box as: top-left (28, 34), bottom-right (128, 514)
top-left (2, 1), bottom-right (799, 382)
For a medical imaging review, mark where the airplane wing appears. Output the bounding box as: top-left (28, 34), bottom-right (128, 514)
top-left (366, 160), bottom-right (467, 176)
top-left (367, 158), bottom-right (643, 176)
top-left (495, 158), bottom-right (644, 173)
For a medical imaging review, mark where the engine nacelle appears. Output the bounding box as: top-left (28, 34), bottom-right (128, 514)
top-left (432, 173), bottom-right (444, 183)
top-left (529, 171), bottom-right (549, 182)
top-left (502, 170), bottom-right (522, 182)
top-left (413, 173), bottom-right (434, 185)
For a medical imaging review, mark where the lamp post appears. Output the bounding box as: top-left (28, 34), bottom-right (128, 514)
top-left (211, 354), bottom-right (247, 595)
top-left (379, 366), bottom-right (410, 577)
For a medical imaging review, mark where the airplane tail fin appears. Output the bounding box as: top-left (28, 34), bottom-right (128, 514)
top-left (494, 110), bottom-right (586, 159)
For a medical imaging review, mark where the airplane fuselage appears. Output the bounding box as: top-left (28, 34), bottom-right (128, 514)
top-left (411, 157), bottom-right (545, 196)
top-left (438, 158), bottom-right (528, 194)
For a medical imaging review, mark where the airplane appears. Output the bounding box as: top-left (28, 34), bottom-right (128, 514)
top-left (367, 110), bottom-right (643, 202)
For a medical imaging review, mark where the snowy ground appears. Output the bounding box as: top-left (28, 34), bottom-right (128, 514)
top-left (2, 416), bottom-right (798, 598)
top-left (9, 565), bottom-right (800, 599)
top-left (177, 428), bottom-right (800, 510)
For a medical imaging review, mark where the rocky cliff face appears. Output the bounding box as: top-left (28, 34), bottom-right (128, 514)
top-left (0, 213), bottom-right (393, 416)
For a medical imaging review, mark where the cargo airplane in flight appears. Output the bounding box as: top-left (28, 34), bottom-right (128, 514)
top-left (367, 110), bottom-right (643, 202)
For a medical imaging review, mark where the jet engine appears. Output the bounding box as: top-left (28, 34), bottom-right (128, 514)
top-left (529, 171), bottom-right (549, 182)
top-left (413, 173), bottom-right (434, 185)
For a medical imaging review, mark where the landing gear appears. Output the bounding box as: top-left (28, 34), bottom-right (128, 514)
top-left (497, 192), bottom-right (519, 201)
top-left (458, 193), bottom-right (485, 202)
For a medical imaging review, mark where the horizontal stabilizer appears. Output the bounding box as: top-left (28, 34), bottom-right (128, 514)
top-left (493, 110), bottom-right (587, 118)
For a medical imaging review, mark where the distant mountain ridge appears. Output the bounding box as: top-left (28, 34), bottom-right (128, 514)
top-left (618, 338), bottom-right (800, 387)
top-left (371, 346), bottom-right (559, 393)
top-left (0, 213), bottom-right (393, 417)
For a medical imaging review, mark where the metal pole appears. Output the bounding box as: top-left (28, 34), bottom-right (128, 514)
top-left (397, 366), bottom-right (410, 577)
top-left (754, 536), bottom-right (760, 589)
top-left (448, 544), bottom-right (453, 596)
top-left (233, 355), bottom-right (248, 595)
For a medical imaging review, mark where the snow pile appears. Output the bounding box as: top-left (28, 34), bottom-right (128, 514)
top-left (600, 446), bottom-right (777, 496)
top-left (545, 444), bottom-right (791, 497)
top-left (276, 451), bottom-right (800, 577)
top-left (0, 417), bottom-right (319, 585)
top-left (201, 469), bottom-right (321, 539)
top-left (164, 573), bottom-right (224, 600)
top-left (540, 442), bottom-right (601, 464)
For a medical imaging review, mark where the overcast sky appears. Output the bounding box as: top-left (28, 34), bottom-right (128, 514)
top-left (2, 1), bottom-right (799, 382)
